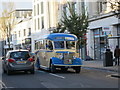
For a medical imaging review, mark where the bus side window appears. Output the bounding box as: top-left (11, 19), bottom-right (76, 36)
top-left (46, 41), bottom-right (53, 50)
top-left (39, 40), bottom-right (45, 49)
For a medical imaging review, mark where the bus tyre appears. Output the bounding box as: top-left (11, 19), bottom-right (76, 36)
top-left (75, 66), bottom-right (81, 73)
top-left (61, 67), bottom-right (68, 72)
top-left (50, 63), bottom-right (56, 73)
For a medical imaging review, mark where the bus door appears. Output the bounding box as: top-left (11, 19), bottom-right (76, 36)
top-left (45, 40), bottom-right (54, 67)
top-left (37, 40), bottom-right (46, 67)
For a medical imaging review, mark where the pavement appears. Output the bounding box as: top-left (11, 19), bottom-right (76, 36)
top-left (82, 60), bottom-right (119, 78)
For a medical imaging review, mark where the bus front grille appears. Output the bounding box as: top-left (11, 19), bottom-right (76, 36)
top-left (63, 53), bottom-right (74, 64)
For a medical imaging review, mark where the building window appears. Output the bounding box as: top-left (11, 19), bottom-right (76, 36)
top-left (28, 28), bottom-right (31, 36)
top-left (37, 4), bottom-right (39, 15)
top-left (34, 5), bottom-right (36, 16)
top-left (34, 19), bottom-right (36, 30)
top-left (14, 31), bottom-right (17, 39)
top-left (117, 25), bottom-right (120, 36)
top-left (16, 11), bottom-right (20, 18)
top-left (24, 29), bottom-right (26, 36)
top-left (41, 17), bottom-right (44, 29)
top-left (19, 31), bottom-right (20, 37)
top-left (72, 2), bottom-right (76, 11)
top-left (97, 1), bottom-right (103, 14)
top-left (38, 18), bottom-right (40, 29)
top-left (81, 2), bottom-right (85, 13)
top-left (41, 2), bottom-right (44, 14)
top-left (99, 2), bottom-right (103, 13)
top-left (10, 35), bottom-right (12, 42)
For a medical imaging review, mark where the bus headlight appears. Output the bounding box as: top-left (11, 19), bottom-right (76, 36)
top-left (59, 55), bottom-right (63, 59)
top-left (73, 56), bottom-right (76, 59)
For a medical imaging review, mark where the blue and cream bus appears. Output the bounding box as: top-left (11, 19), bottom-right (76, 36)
top-left (34, 33), bottom-right (82, 73)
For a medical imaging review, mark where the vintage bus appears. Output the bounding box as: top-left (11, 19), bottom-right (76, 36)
top-left (34, 33), bottom-right (82, 73)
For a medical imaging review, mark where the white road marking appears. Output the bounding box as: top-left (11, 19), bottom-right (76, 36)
top-left (0, 80), bottom-right (7, 88)
top-left (106, 74), bottom-right (118, 79)
top-left (36, 70), bottom-right (65, 79)
top-left (79, 83), bottom-right (85, 88)
top-left (106, 75), bottom-right (111, 77)
top-left (49, 73), bottom-right (65, 79)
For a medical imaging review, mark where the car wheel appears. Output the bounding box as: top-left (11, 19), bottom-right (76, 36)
top-left (75, 66), bottom-right (81, 73)
top-left (6, 69), bottom-right (12, 75)
top-left (3, 66), bottom-right (6, 73)
top-left (3, 68), bottom-right (6, 73)
top-left (50, 62), bottom-right (56, 73)
top-left (30, 70), bottom-right (35, 74)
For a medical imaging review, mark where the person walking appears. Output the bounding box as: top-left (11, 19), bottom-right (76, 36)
top-left (114, 45), bottom-right (120, 66)
top-left (35, 50), bottom-right (41, 70)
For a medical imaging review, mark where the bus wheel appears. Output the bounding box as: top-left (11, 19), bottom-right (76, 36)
top-left (50, 63), bottom-right (56, 73)
top-left (61, 67), bottom-right (68, 72)
top-left (75, 66), bottom-right (81, 73)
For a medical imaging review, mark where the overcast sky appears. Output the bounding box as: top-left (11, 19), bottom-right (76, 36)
top-left (0, 0), bottom-right (32, 16)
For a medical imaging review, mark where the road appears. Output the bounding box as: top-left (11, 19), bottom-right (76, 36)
top-left (1, 67), bottom-right (119, 89)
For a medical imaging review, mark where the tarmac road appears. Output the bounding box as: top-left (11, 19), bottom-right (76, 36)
top-left (1, 68), bottom-right (119, 89)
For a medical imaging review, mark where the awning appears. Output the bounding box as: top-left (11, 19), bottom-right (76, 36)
top-left (108, 36), bottom-right (120, 39)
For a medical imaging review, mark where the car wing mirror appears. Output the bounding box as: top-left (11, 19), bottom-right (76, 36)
top-left (1, 57), bottom-right (5, 60)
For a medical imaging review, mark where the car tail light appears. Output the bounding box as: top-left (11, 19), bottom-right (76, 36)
top-left (28, 58), bottom-right (33, 62)
top-left (8, 59), bottom-right (15, 63)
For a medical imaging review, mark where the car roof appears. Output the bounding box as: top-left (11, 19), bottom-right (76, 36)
top-left (8, 50), bottom-right (29, 53)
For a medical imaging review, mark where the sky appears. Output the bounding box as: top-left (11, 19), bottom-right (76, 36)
top-left (0, 0), bottom-right (32, 16)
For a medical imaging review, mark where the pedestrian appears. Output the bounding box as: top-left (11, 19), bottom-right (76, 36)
top-left (35, 50), bottom-right (41, 70)
top-left (114, 45), bottom-right (120, 66)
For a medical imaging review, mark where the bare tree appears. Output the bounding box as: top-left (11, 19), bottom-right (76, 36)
top-left (103, 0), bottom-right (120, 11)
top-left (0, 2), bottom-right (16, 51)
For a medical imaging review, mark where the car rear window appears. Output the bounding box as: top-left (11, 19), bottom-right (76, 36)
top-left (10, 51), bottom-right (30, 60)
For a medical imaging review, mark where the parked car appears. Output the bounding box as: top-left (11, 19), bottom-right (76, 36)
top-left (2, 50), bottom-right (35, 75)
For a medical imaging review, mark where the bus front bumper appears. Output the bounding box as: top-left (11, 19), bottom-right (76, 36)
top-left (53, 64), bottom-right (82, 67)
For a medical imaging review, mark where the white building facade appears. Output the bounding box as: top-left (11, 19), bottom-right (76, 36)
top-left (12, 18), bottom-right (32, 50)
top-left (86, 0), bottom-right (120, 60)
top-left (11, 9), bottom-right (33, 51)
top-left (32, 0), bottom-right (58, 52)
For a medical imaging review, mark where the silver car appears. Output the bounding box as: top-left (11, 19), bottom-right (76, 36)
top-left (2, 50), bottom-right (35, 75)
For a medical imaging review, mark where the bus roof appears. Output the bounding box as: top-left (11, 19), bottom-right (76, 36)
top-left (44, 33), bottom-right (78, 41)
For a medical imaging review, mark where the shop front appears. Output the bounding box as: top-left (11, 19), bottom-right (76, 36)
top-left (93, 28), bottom-right (107, 60)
